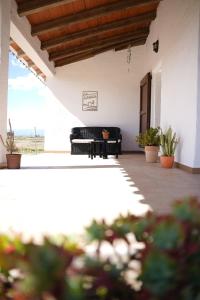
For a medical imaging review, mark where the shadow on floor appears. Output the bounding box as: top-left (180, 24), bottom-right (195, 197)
top-left (116, 154), bottom-right (200, 214)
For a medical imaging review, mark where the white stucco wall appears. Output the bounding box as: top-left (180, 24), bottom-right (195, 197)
top-left (141, 0), bottom-right (200, 168)
top-left (45, 48), bottom-right (145, 151)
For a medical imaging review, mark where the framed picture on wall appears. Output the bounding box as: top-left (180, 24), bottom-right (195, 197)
top-left (82, 91), bottom-right (98, 111)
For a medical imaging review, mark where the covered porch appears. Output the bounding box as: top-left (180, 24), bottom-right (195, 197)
top-left (0, 1), bottom-right (200, 298)
top-left (0, 0), bottom-right (199, 238)
top-left (0, 0), bottom-right (200, 171)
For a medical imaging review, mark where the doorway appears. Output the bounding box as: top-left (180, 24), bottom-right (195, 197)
top-left (139, 72), bottom-right (152, 133)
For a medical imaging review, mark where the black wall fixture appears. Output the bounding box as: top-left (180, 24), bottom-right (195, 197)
top-left (153, 40), bottom-right (159, 53)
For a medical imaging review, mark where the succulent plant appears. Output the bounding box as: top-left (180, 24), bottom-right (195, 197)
top-left (102, 129), bottom-right (109, 133)
top-left (160, 127), bottom-right (179, 156)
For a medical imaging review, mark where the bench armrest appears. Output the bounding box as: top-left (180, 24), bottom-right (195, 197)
top-left (70, 133), bottom-right (79, 142)
top-left (116, 134), bottom-right (122, 141)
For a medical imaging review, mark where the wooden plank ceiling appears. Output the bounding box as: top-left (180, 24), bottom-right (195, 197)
top-left (15, 0), bottom-right (161, 68)
top-left (9, 39), bottom-right (46, 81)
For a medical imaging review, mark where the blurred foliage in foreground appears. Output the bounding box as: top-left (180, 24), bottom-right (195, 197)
top-left (1, 197), bottom-right (200, 300)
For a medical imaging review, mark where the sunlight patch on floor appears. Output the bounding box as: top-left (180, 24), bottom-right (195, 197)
top-left (21, 153), bottom-right (120, 167)
top-left (0, 154), bottom-right (150, 239)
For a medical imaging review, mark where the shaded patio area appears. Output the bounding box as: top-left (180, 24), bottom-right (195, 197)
top-left (0, 153), bottom-right (199, 239)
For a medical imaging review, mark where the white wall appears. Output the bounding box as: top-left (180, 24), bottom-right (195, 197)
top-left (45, 48), bottom-right (145, 151)
top-left (141, 0), bottom-right (200, 168)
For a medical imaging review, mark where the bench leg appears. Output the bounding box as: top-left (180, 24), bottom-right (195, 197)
top-left (90, 142), bottom-right (93, 159)
top-left (88, 143), bottom-right (91, 158)
top-left (115, 141), bottom-right (119, 158)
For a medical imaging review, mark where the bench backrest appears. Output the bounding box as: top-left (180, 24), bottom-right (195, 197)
top-left (71, 127), bottom-right (121, 139)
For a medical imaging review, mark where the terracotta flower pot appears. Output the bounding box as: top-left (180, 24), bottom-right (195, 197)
top-left (145, 146), bottom-right (159, 163)
top-left (6, 154), bottom-right (21, 169)
top-left (102, 131), bottom-right (109, 140)
top-left (160, 156), bottom-right (174, 168)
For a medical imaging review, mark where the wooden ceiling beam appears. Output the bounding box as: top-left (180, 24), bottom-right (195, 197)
top-left (55, 38), bottom-right (146, 67)
top-left (32, 0), bottom-right (159, 36)
top-left (115, 40), bottom-right (144, 51)
top-left (52, 34), bottom-right (147, 61)
top-left (27, 61), bottom-right (35, 68)
top-left (50, 28), bottom-right (149, 61)
top-left (17, 49), bottom-right (27, 59)
top-left (55, 52), bottom-right (95, 67)
top-left (41, 11), bottom-right (156, 50)
top-left (18, 0), bottom-right (76, 17)
top-left (10, 42), bottom-right (16, 49)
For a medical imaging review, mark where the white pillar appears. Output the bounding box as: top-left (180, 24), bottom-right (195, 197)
top-left (0, 0), bottom-right (11, 164)
top-left (194, 4), bottom-right (200, 169)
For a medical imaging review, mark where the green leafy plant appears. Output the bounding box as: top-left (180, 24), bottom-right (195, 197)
top-left (102, 129), bottom-right (109, 134)
top-left (0, 197), bottom-right (200, 300)
top-left (0, 119), bottom-right (18, 154)
top-left (137, 197), bottom-right (200, 300)
top-left (136, 127), bottom-right (160, 147)
top-left (160, 127), bottom-right (179, 156)
top-left (102, 129), bottom-right (110, 139)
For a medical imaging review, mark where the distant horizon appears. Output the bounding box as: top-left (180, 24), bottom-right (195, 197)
top-left (14, 128), bottom-right (44, 137)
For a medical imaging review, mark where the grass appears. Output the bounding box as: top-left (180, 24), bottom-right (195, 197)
top-left (15, 136), bottom-right (44, 154)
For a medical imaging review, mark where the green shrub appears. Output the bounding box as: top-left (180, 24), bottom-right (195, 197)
top-left (0, 197), bottom-right (200, 300)
top-left (136, 127), bottom-right (160, 147)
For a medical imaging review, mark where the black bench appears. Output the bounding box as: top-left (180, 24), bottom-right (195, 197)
top-left (70, 127), bottom-right (122, 156)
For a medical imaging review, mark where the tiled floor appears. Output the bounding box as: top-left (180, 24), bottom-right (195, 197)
top-left (0, 153), bottom-right (199, 239)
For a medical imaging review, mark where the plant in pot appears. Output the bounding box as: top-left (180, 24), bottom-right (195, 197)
top-left (102, 128), bottom-right (110, 139)
top-left (0, 119), bottom-right (21, 169)
top-left (136, 127), bottom-right (160, 162)
top-left (160, 126), bottom-right (178, 168)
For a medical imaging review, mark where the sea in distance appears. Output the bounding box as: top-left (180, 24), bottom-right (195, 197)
top-left (14, 129), bottom-right (44, 137)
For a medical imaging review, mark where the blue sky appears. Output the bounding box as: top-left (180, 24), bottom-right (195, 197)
top-left (8, 52), bottom-right (46, 130)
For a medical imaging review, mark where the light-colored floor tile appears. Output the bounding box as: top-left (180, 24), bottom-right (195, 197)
top-left (0, 153), bottom-right (199, 239)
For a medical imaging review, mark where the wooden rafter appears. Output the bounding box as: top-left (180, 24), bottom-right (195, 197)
top-left (9, 40), bottom-right (46, 80)
top-left (32, 0), bottom-right (159, 36)
top-left (50, 28), bottom-right (149, 61)
top-left (17, 49), bottom-right (27, 58)
top-left (41, 11), bottom-right (156, 50)
top-left (115, 40), bottom-right (143, 51)
top-left (18, 0), bottom-right (76, 17)
top-left (27, 61), bottom-right (35, 68)
top-left (55, 38), bottom-right (146, 67)
top-left (56, 52), bottom-right (96, 67)
top-left (51, 34), bottom-right (147, 61)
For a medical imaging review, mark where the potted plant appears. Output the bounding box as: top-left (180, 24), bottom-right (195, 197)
top-left (160, 126), bottom-right (178, 168)
top-left (0, 197), bottom-right (199, 300)
top-left (102, 129), bottom-right (110, 139)
top-left (136, 127), bottom-right (160, 162)
top-left (0, 119), bottom-right (21, 169)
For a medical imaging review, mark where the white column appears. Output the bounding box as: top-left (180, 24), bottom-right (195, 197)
top-left (194, 4), bottom-right (200, 168)
top-left (0, 0), bottom-right (11, 164)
